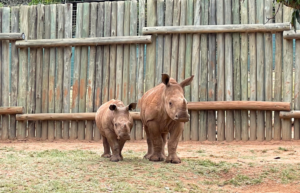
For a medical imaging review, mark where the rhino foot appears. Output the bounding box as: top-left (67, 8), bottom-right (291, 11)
top-left (166, 154), bottom-right (181, 164)
top-left (110, 155), bottom-right (122, 162)
top-left (149, 153), bottom-right (165, 162)
top-left (101, 153), bottom-right (111, 158)
top-left (143, 153), bottom-right (152, 160)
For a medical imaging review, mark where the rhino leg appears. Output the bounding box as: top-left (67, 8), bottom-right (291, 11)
top-left (166, 122), bottom-right (184, 164)
top-left (143, 125), bottom-right (154, 159)
top-left (101, 136), bottom-right (111, 158)
top-left (147, 122), bottom-right (165, 162)
top-left (118, 140), bottom-right (126, 161)
top-left (106, 133), bottom-right (122, 162)
top-left (161, 133), bottom-right (168, 159)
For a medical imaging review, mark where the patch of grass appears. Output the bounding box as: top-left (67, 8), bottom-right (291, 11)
top-left (196, 150), bottom-right (205, 153)
top-left (224, 174), bottom-right (262, 186)
top-left (262, 150), bottom-right (268, 153)
top-left (250, 149), bottom-right (255, 154)
top-left (278, 147), bottom-right (288, 151)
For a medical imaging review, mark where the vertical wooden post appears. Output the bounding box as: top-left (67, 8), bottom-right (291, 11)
top-left (216, 0), bottom-right (225, 141)
top-left (63, 3), bottom-right (72, 140)
top-left (102, 2), bottom-right (111, 104)
top-left (94, 2), bottom-right (105, 141)
top-left (207, 0), bottom-right (216, 141)
top-left (191, 0), bottom-right (200, 141)
top-left (48, 4), bottom-right (57, 141)
top-left (78, 3), bottom-right (90, 140)
top-left (18, 5), bottom-right (29, 139)
top-left (35, 4), bottom-right (44, 139)
top-left (42, 5), bottom-right (50, 140)
top-left (274, 3), bottom-right (283, 140)
top-left (28, 5), bottom-right (37, 138)
top-left (282, 6), bottom-right (293, 141)
top-left (0, 8), bottom-right (2, 139)
top-left (145, 0), bottom-right (157, 92)
top-left (264, 0), bottom-right (273, 141)
top-left (122, 1), bottom-right (130, 105)
top-left (155, 0), bottom-right (164, 85)
top-left (233, 0), bottom-right (241, 141)
top-left (55, 4), bottom-right (65, 139)
top-left (163, 0), bottom-right (173, 74)
top-left (170, 0), bottom-right (180, 79)
top-left (116, 1), bottom-right (124, 100)
top-left (199, 0), bottom-right (208, 141)
top-left (136, 0), bottom-right (145, 140)
top-left (129, 0), bottom-right (137, 140)
top-left (249, 0), bottom-right (257, 141)
top-left (1, 7), bottom-right (10, 140)
top-left (109, 2), bottom-right (117, 100)
top-left (295, 23), bottom-right (300, 140)
top-left (240, 0), bottom-right (249, 141)
top-left (224, 0), bottom-right (233, 142)
top-left (70, 3), bottom-right (83, 139)
top-left (86, 3), bottom-right (97, 141)
top-left (256, 0), bottom-right (265, 142)
top-left (10, 7), bottom-right (20, 139)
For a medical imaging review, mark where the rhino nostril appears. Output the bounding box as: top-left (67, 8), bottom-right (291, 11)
top-left (175, 114), bottom-right (178, 118)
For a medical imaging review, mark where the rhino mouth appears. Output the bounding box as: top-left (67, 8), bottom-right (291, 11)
top-left (117, 134), bottom-right (131, 141)
top-left (174, 117), bottom-right (190, 122)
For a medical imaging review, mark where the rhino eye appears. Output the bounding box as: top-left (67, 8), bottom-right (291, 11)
top-left (115, 123), bottom-right (117, 126)
top-left (169, 102), bottom-right (172, 106)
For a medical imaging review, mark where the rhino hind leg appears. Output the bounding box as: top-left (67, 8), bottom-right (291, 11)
top-left (161, 133), bottom-right (168, 160)
top-left (101, 136), bottom-right (111, 158)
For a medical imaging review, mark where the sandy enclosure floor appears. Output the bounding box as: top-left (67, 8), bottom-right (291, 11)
top-left (1, 139), bottom-right (300, 192)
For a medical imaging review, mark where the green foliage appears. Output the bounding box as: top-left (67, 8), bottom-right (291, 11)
top-left (0, 3), bottom-right (3, 7)
top-left (276, 0), bottom-right (300, 31)
top-left (29, 0), bottom-right (61, 5)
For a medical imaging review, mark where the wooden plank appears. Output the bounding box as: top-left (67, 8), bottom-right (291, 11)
top-left (115, 1), bottom-right (124, 100)
top-left (108, 2), bottom-right (117, 100)
top-left (264, 0), bottom-right (273, 141)
top-left (282, 6), bottom-right (293, 141)
top-left (145, 0), bottom-right (156, 92)
top-left (232, 0), bottom-right (241, 141)
top-left (207, 0), bottom-right (216, 141)
top-left (63, 3), bottom-right (72, 140)
top-left (0, 107), bottom-right (25, 114)
top-left (155, 0), bottom-right (164, 85)
top-left (0, 33), bottom-right (24, 40)
top-left (0, 8), bottom-right (2, 139)
top-left (102, 2), bottom-right (111, 104)
top-left (216, 0), bottom-right (225, 141)
top-left (129, 0), bottom-right (137, 140)
top-left (17, 5), bottom-right (29, 139)
top-left (224, 0), bottom-right (233, 142)
top-left (48, 4), bottom-right (57, 141)
top-left (136, 0), bottom-right (145, 140)
top-left (188, 101), bottom-right (290, 111)
top-left (274, 3), bottom-right (283, 140)
top-left (55, 4), bottom-right (65, 139)
top-left (142, 23), bottom-right (291, 34)
top-left (240, 0), bottom-right (248, 141)
top-left (170, 0), bottom-right (180, 79)
top-left (199, 0), bottom-right (208, 141)
top-left (163, 0), bottom-right (173, 74)
top-left (70, 3), bottom-right (83, 139)
top-left (249, 0), bottom-right (257, 141)
top-left (256, 0), bottom-right (265, 142)
top-left (1, 7), bottom-right (10, 140)
top-left (86, 3), bottom-right (97, 141)
top-left (10, 6), bottom-right (20, 139)
top-left (280, 111), bottom-right (300, 119)
top-left (78, 3), bottom-right (90, 140)
top-left (35, 4), bottom-right (44, 139)
top-left (16, 112), bottom-right (141, 121)
top-left (122, 1), bottom-right (130, 104)
top-left (295, 25), bottom-right (300, 140)
top-left (94, 2), bottom-right (105, 141)
top-left (191, 0), bottom-right (200, 141)
top-left (27, 5), bottom-right (37, 139)
top-left (283, 30), bottom-right (300, 39)
top-left (42, 5), bottom-right (50, 140)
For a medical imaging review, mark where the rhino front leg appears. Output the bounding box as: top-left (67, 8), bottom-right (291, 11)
top-left (166, 122), bottom-right (184, 164)
top-left (118, 140), bottom-right (126, 161)
top-left (106, 133), bottom-right (122, 162)
top-left (161, 133), bottom-right (168, 159)
top-left (147, 122), bottom-right (165, 162)
top-left (101, 136), bottom-right (111, 158)
top-left (143, 125), bottom-right (154, 159)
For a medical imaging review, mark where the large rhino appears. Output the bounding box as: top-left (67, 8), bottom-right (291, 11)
top-left (139, 74), bottom-right (194, 164)
top-left (95, 99), bottom-right (137, 162)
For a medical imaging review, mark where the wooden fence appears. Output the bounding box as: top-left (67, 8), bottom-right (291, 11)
top-left (0, 0), bottom-right (299, 142)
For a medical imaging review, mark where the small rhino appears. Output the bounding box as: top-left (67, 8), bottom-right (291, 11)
top-left (139, 74), bottom-right (194, 164)
top-left (95, 99), bottom-right (137, 162)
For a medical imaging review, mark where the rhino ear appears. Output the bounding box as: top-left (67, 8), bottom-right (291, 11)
top-left (162, 74), bottom-right (170, 86)
top-left (180, 75), bottom-right (194, 88)
top-left (128, 103), bottom-right (137, 111)
top-left (109, 104), bottom-right (117, 111)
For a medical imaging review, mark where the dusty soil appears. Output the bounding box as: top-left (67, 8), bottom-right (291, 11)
top-left (1, 139), bottom-right (300, 192)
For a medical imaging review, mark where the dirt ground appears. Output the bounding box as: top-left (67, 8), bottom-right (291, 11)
top-left (1, 139), bottom-right (300, 192)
